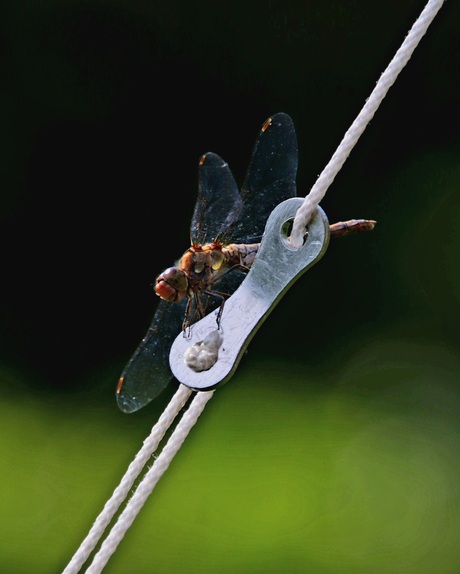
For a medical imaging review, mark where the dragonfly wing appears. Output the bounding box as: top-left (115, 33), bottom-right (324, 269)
top-left (213, 267), bottom-right (247, 295)
top-left (116, 298), bottom-right (187, 413)
top-left (191, 152), bottom-right (242, 245)
top-left (228, 112), bottom-right (298, 244)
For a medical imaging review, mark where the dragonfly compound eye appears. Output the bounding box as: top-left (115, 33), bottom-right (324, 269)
top-left (154, 267), bottom-right (188, 302)
top-left (210, 250), bottom-right (225, 270)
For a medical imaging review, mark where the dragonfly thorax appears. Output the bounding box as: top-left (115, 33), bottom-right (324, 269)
top-left (181, 242), bottom-right (226, 274)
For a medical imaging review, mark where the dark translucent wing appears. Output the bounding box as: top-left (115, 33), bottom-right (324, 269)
top-left (116, 298), bottom-right (187, 413)
top-left (226, 112), bottom-right (298, 244)
top-left (213, 267), bottom-right (248, 295)
top-left (190, 152), bottom-right (242, 245)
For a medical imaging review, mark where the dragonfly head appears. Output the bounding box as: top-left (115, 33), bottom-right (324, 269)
top-left (155, 267), bottom-right (188, 303)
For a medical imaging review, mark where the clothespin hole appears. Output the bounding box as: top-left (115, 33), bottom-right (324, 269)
top-left (281, 218), bottom-right (308, 248)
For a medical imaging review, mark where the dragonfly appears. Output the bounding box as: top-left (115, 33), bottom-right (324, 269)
top-left (116, 113), bottom-right (375, 413)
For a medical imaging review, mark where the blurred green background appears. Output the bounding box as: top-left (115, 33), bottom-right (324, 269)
top-left (1, 1), bottom-right (459, 572)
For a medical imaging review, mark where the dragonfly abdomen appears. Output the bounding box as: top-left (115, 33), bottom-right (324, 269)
top-left (223, 243), bottom-right (260, 269)
top-left (329, 219), bottom-right (376, 238)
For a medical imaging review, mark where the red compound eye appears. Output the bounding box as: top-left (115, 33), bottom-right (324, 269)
top-left (154, 268), bottom-right (187, 302)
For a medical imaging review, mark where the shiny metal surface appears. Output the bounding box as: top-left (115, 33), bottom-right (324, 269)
top-left (169, 198), bottom-right (330, 390)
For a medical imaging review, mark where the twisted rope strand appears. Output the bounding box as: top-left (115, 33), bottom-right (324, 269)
top-left (85, 390), bottom-right (215, 574)
top-left (62, 384), bottom-right (193, 574)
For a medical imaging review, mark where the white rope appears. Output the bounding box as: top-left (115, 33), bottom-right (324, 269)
top-left (289, 0), bottom-right (446, 248)
top-left (85, 389), bottom-right (215, 574)
top-left (62, 384), bottom-right (193, 574)
top-left (62, 2), bottom-right (445, 572)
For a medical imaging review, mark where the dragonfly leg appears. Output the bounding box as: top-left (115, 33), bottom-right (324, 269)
top-left (181, 295), bottom-right (194, 337)
top-left (203, 290), bottom-right (232, 329)
top-left (182, 291), bottom-right (210, 336)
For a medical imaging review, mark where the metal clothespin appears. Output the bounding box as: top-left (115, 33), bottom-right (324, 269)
top-left (169, 198), bottom-right (330, 390)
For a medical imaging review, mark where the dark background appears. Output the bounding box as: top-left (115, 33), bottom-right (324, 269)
top-left (1, 1), bottom-right (459, 573)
